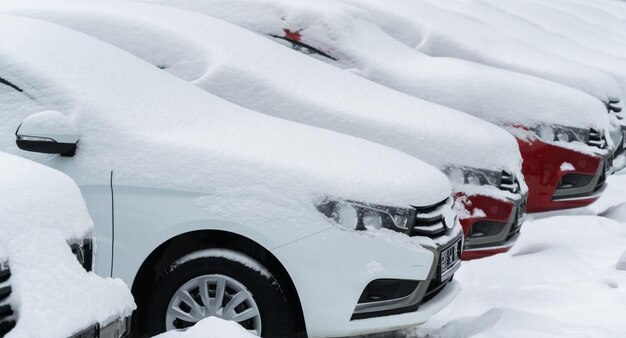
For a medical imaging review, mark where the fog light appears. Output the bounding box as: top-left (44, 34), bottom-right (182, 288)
top-left (557, 174), bottom-right (593, 190)
top-left (357, 279), bottom-right (419, 304)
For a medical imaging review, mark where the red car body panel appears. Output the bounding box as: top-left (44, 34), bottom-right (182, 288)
top-left (456, 193), bottom-right (523, 261)
top-left (517, 138), bottom-right (604, 213)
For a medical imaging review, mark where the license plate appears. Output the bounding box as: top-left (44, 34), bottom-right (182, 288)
top-left (440, 238), bottom-right (462, 279)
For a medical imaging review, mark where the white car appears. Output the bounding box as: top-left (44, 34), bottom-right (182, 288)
top-left (9, 0), bottom-right (528, 260)
top-left (0, 16), bottom-right (462, 337)
top-left (0, 152), bottom-right (134, 338)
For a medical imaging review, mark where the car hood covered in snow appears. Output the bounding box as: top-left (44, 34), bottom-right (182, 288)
top-left (0, 15), bottom-right (452, 212)
top-left (13, 0), bottom-right (529, 197)
top-left (334, 0), bottom-right (622, 104)
top-left (0, 153), bottom-right (135, 338)
top-left (133, 0), bottom-right (611, 150)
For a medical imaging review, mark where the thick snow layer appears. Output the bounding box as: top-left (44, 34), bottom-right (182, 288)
top-left (337, 0), bottom-right (621, 103)
top-left (6, 1), bottom-right (526, 197)
top-left (0, 152), bottom-right (92, 242)
top-left (154, 316), bottom-right (256, 338)
top-left (133, 0), bottom-right (610, 154)
top-left (4, 227), bottom-right (135, 338)
top-left (0, 14), bottom-right (453, 217)
top-left (567, 0), bottom-right (626, 20)
top-left (478, 0), bottom-right (626, 61)
top-left (425, 0), bottom-right (626, 101)
top-left (400, 215), bottom-right (626, 337)
top-left (171, 249), bottom-right (271, 278)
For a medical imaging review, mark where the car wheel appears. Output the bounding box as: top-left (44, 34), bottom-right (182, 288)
top-left (144, 249), bottom-right (294, 337)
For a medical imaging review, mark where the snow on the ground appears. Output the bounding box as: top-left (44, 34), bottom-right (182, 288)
top-left (153, 316), bottom-right (256, 338)
top-left (361, 171), bottom-right (626, 337)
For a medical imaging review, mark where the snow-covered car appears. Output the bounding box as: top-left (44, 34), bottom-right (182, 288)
top-left (425, 0), bottom-right (626, 171)
top-left (0, 152), bottom-right (134, 338)
top-left (0, 16), bottom-right (463, 337)
top-left (16, 0), bottom-right (528, 260)
top-left (330, 0), bottom-right (622, 106)
top-left (132, 0), bottom-right (612, 214)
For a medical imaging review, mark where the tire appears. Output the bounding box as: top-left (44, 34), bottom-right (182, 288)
top-left (143, 250), bottom-right (295, 337)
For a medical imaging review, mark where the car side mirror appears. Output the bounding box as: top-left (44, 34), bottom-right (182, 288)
top-left (15, 111), bottom-right (79, 157)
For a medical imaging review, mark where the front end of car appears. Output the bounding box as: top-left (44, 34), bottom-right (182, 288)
top-left (0, 239), bottom-right (131, 338)
top-left (443, 167), bottom-right (527, 260)
top-left (513, 124), bottom-right (611, 212)
top-left (273, 196), bottom-right (462, 336)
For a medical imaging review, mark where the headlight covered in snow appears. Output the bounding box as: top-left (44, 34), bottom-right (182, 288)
top-left (444, 166), bottom-right (501, 187)
top-left (532, 125), bottom-right (589, 144)
top-left (316, 199), bottom-right (415, 232)
top-left (70, 238), bottom-right (94, 272)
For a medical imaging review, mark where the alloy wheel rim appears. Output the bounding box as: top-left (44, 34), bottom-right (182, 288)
top-left (165, 274), bottom-right (262, 335)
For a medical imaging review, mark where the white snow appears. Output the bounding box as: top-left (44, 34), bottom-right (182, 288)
top-left (478, 0), bottom-right (626, 61)
top-left (617, 251), bottom-right (626, 271)
top-left (337, 0), bottom-right (621, 103)
top-left (5, 228), bottom-right (135, 338)
top-left (154, 316), bottom-right (256, 338)
top-left (171, 249), bottom-right (271, 278)
top-left (22, 0), bottom-right (531, 199)
top-left (0, 152), bottom-right (134, 338)
top-left (17, 110), bottom-right (79, 144)
top-left (0, 14), bottom-right (453, 219)
top-left (0, 152), bottom-right (92, 242)
top-left (560, 162), bottom-right (575, 171)
top-left (424, 0), bottom-right (626, 102)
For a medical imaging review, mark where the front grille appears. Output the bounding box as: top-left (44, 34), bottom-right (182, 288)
top-left (0, 262), bottom-right (15, 337)
top-left (421, 274), bottom-right (454, 305)
top-left (410, 198), bottom-right (450, 239)
top-left (500, 171), bottom-right (520, 193)
top-left (588, 128), bottom-right (607, 149)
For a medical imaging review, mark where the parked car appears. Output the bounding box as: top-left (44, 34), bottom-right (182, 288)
top-left (425, 0), bottom-right (626, 172)
top-left (132, 0), bottom-right (612, 215)
top-left (13, 0), bottom-right (530, 260)
top-left (0, 152), bottom-right (134, 338)
top-left (0, 16), bottom-right (462, 337)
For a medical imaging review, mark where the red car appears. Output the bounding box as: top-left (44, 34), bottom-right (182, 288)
top-left (516, 126), bottom-right (611, 212)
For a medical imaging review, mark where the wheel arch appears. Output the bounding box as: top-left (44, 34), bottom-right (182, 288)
top-left (131, 229), bottom-right (306, 335)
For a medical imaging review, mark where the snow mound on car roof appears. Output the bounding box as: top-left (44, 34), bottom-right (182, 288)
top-left (0, 152), bottom-right (92, 242)
top-left (337, 0), bottom-right (621, 103)
top-left (478, 0), bottom-right (626, 61)
top-left (0, 15), bottom-right (451, 212)
top-left (35, 0), bottom-right (526, 183)
top-left (5, 227), bottom-right (135, 338)
top-left (425, 0), bottom-right (626, 100)
top-left (133, 0), bottom-right (609, 152)
top-left (154, 316), bottom-right (256, 338)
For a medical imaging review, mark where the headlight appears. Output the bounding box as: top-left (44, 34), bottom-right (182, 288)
top-left (532, 125), bottom-right (589, 144)
top-left (69, 238), bottom-right (93, 272)
top-left (444, 166), bottom-right (501, 187)
top-left (316, 199), bottom-right (415, 232)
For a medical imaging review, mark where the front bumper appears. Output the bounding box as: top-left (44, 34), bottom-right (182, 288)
top-left (71, 316), bottom-right (131, 338)
top-left (517, 138), bottom-right (607, 212)
top-left (271, 225), bottom-right (461, 337)
top-left (456, 193), bottom-right (526, 260)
